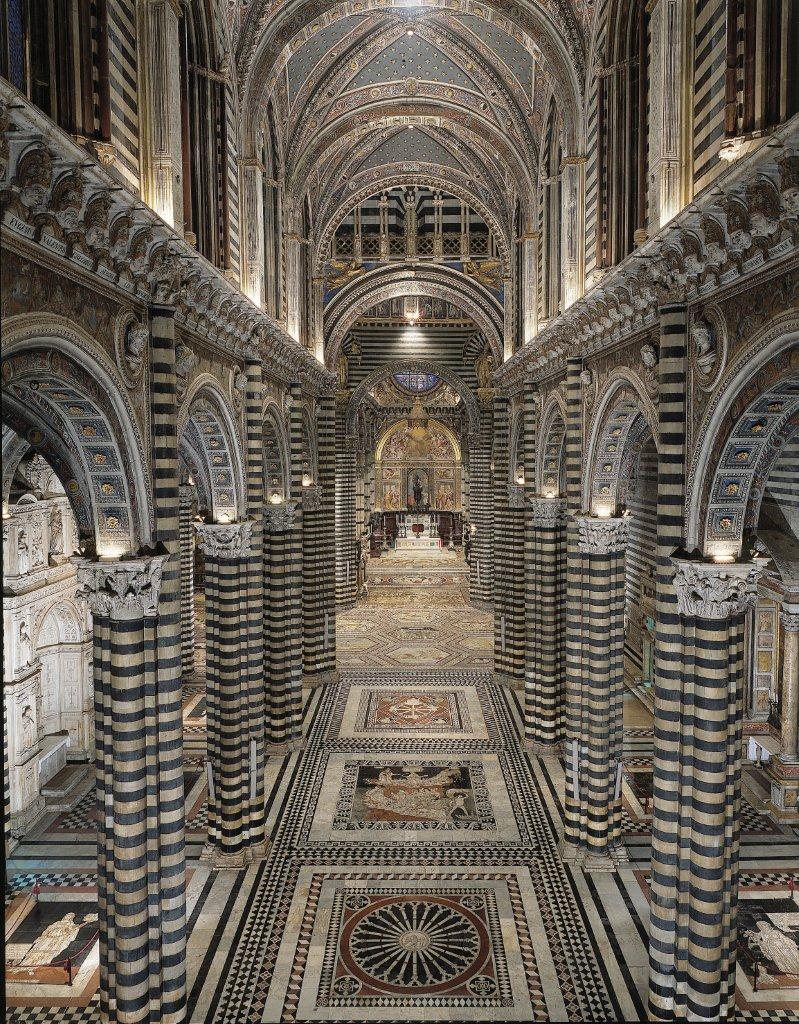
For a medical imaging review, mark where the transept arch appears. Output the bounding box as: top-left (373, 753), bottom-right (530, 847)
top-left (346, 360), bottom-right (480, 434)
top-left (0, 315), bottom-right (152, 554)
top-left (324, 264), bottom-right (504, 369)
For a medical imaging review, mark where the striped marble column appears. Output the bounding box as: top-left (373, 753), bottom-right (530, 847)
top-left (562, 514), bottom-right (630, 868)
top-left (77, 555), bottom-right (184, 1023)
top-left (178, 484), bottom-right (197, 677)
top-left (469, 397), bottom-right (494, 607)
top-left (492, 394), bottom-right (511, 676)
top-left (562, 357), bottom-right (587, 851)
top-left (263, 501), bottom-right (302, 746)
top-left (195, 521), bottom-right (264, 867)
top-left (144, 303), bottom-right (187, 1022)
top-left (524, 497), bottom-right (568, 749)
top-left (242, 354), bottom-right (267, 850)
top-left (335, 395), bottom-right (357, 608)
top-left (648, 555), bottom-right (767, 1021)
top-left (304, 392), bottom-right (337, 682)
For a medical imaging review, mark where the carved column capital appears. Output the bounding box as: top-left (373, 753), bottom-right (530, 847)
top-left (671, 557), bottom-right (769, 619)
top-left (263, 502), bottom-right (297, 532)
top-left (508, 483), bottom-right (525, 509)
top-left (195, 520), bottom-right (254, 559)
top-left (178, 484), bottom-right (197, 508)
top-left (301, 484), bottom-right (321, 511)
top-left (780, 610), bottom-right (799, 633)
top-left (75, 555), bottom-right (167, 620)
top-left (575, 514), bottom-right (630, 554)
top-left (529, 496), bottom-right (568, 523)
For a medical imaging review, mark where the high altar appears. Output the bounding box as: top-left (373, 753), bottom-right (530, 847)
top-left (395, 513), bottom-right (441, 550)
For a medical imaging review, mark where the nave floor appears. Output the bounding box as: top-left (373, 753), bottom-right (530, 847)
top-left (6, 559), bottom-right (799, 1022)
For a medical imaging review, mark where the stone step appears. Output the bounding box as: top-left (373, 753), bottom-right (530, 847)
top-left (42, 762), bottom-right (93, 809)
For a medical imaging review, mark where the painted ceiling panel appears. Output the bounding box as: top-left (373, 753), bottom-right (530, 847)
top-left (451, 14), bottom-right (535, 97)
top-left (358, 128), bottom-right (467, 172)
top-left (287, 17), bottom-right (368, 101)
top-left (346, 36), bottom-right (477, 92)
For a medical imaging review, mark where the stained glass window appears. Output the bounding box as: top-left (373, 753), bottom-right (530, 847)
top-left (393, 371), bottom-right (440, 394)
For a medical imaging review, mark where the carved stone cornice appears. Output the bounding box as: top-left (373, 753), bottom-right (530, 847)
top-left (529, 497), bottom-right (568, 524)
top-left (0, 86), bottom-right (335, 395)
top-left (576, 514), bottom-right (631, 554)
top-left (74, 555), bottom-right (166, 620)
top-left (301, 485), bottom-right (321, 512)
top-left (263, 502), bottom-right (296, 532)
top-left (194, 520), bottom-right (254, 559)
top-left (780, 610), bottom-right (799, 633)
top-left (672, 557), bottom-right (769, 619)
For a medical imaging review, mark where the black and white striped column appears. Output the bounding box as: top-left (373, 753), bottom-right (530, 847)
top-left (77, 555), bottom-right (184, 1023)
top-left (263, 501), bottom-right (302, 747)
top-left (178, 484), bottom-right (196, 677)
top-left (469, 397), bottom-right (494, 607)
top-left (195, 521), bottom-right (265, 867)
top-left (242, 354), bottom-right (267, 852)
top-left (562, 514), bottom-right (630, 868)
top-left (144, 303), bottom-right (187, 1021)
top-left (648, 554), bottom-right (767, 1021)
top-left (492, 393), bottom-right (511, 676)
top-left (524, 497), bottom-right (568, 750)
top-left (335, 394), bottom-right (357, 608)
top-left (303, 392), bottom-right (338, 682)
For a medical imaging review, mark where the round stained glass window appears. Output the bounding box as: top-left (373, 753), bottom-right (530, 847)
top-left (393, 371), bottom-right (440, 394)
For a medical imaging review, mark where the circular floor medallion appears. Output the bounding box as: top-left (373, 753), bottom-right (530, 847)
top-left (339, 894), bottom-right (491, 995)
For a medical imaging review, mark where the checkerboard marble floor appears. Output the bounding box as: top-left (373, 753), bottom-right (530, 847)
top-left (7, 583), bottom-right (799, 1021)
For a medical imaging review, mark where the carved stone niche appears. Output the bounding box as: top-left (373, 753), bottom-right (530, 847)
top-left (690, 306), bottom-right (727, 391)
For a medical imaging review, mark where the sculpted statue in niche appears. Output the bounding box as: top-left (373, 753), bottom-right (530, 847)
top-left (123, 321), bottom-right (148, 378)
top-left (30, 519), bottom-right (44, 567)
top-left (693, 319), bottom-right (716, 374)
top-left (49, 506), bottom-right (63, 562)
top-left (17, 529), bottom-right (30, 575)
top-left (474, 342), bottom-right (495, 389)
top-left (21, 705), bottom-right (35, 750)
top-left (232, 371), bottom-right (247, 411)
top-left (18, 619), bottom-right (32, 667)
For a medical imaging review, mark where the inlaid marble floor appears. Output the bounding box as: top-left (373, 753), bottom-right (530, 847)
top-left (6, 567), bottom-right (799, 1021)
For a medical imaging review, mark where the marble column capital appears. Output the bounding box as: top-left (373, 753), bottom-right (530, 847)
top-left (301, 484), bottom-right (321, 512)
top-left (74, 554), bottom-right (167, 620)
top-left (263, 502), bottom-right (297, 532)
top-left (781, 611), bottom-right (799, 633)
top-left (575, 514), bottom-right (630, 554)
top-left (508, 483), bottom-right (525, 509)
top-left (671, 556), bottom-right (769, 619)
top-left (178, 483), bottom-right (197, 508)
top-left (195, 520), bottom-right (254, 559)
top-left (529, 496), bottom-right (568, 523)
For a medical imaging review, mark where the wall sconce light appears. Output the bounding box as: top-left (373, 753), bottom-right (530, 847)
top-left (302, 472), bottom-right (313, 488)
top-left (545, 490), bottom-right (555, 499)
top-left (515, 469), bottom-right (525, 485)
top-left (270, 491), bottom-right (283, 505)
top-left (595, 504), bottom-right (613, 518)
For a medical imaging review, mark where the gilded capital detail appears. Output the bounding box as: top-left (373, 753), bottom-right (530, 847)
top-left (576, 515), bottom-right (630, 554)
top-left (75, 555), bottom-right (167, 619)
top-left (195, 521), bottom-right (254, 559)
top-left (671, 558), bottom-right (768, 619)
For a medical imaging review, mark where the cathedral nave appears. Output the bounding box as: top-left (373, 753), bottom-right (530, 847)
top-left (3, 0), bottom-right (799, 1021)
